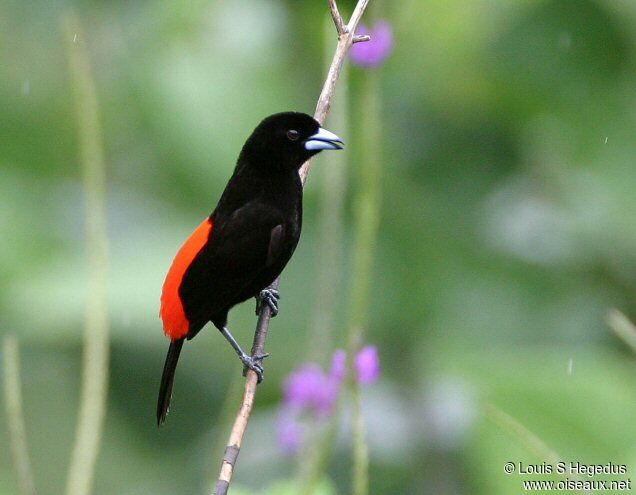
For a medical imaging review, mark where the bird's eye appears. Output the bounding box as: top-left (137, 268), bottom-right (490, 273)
top-left (287, 130), bottom-right (299, 141)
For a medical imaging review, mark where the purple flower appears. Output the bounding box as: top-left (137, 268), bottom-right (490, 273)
top-left (276, 350), bottom-right (347, 453)
top-left (350, 21), bottom-right (394, 68)
top-left (276, 346), bottom-right (380, 453)
top-left (275, 409), bottom-right (302, 455)
top-left (281, 349), bottom-right (347, 416)
top-left (282, 364), bottom-right (326, 409)
top-left (354, 345), bottom-right (380, 385)
top-left (329, 349), bottom-right (347, 381)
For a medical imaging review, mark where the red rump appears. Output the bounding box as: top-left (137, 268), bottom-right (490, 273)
top-left (160, 218), bottom-right (213, 340)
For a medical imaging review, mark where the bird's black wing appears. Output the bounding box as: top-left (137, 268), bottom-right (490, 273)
top-left (179, 200), bottom-right (289, 332)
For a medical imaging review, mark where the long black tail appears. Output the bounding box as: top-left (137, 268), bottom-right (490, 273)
top-left (157, 338), bottom-right (184, 426)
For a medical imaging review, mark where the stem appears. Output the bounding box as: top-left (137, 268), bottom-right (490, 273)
top-left (297, 412), bottom-right (340, 492)
top-left (607, 308), bottom-right (636, 354)
top-left (212, 2), bottom-right (371, 493)
top-left (485, 404), bottom-right (561, 464)
top-left (298, 22), bottom-right (383, 495)
top-left (3, 335), bottom-right (38, 495)
top-left (485, 404), bottom-right (593, 495)
top-left (350, 385), bottom-right (369, 495)
top-left (64, 14), bottom-right (110, 495)
top-left (346, 71), bottom-right (382, 495)
top-left (346, 73), bottom-right (382, 350)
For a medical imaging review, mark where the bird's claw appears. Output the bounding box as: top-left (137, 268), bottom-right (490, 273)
top-left (256, 288), bottom-right (280, 317)
top-left (240, 353), bottom-right (268, 383)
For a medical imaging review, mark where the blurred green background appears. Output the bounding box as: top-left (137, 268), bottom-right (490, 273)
top-left (2, 0), bottom-right (636, 493)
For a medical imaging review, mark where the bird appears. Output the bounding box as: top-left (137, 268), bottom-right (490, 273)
top-left (157, 111), bottom-right (344, 425)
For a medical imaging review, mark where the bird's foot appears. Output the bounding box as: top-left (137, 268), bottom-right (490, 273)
top-left (240, 353), bottom-right (269, 383)
top-left (256, 288), bottom-right (280, 317)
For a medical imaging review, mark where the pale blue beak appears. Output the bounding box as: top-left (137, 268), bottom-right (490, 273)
top-left (304, 127), bottom-right (344, 151)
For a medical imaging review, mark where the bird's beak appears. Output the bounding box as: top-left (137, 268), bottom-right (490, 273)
top-left (304, 127), bottom-right (344, 151)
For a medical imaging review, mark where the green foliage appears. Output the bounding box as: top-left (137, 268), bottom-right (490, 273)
top-left (232, 478), bottom-right (336, 495)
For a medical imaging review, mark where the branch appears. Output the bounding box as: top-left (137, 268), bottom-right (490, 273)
top-left (328, 0), bottom-right (346, 36)
top-left (300, 0), bottom-right (371, 184)
top-left (330, 2), bottom-right (371, 42)
top-left (3, 335), bottom-right (38, 495)
top-left (353, 34), bottom-right (371, 43)
top-left (212, 2), bottom-right (371, 493)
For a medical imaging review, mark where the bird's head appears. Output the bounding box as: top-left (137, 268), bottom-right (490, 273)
top-left (240, 112), bottom-right (344, 171)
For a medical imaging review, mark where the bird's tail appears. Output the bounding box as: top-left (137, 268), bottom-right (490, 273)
top-left (157, 338), bottom-right (184, 425)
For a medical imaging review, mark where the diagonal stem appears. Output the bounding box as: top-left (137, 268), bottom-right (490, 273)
top-left (63, 13), bottom-right (110, 495)
top-left (3, 335), bottom-right (38, 495)
top-left (607, 308), bottom-right (636, 354)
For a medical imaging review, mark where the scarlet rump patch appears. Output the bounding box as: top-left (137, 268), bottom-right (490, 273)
top-left (160, 218), bottom-right (213, 340)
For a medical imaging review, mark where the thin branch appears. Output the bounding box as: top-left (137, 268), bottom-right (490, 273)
top-left (212, 1), bottom-right (371, 493)
top-left (348, 0), bottom-right (371, 33)
top-left (64, 13), bottom-right (110, 495)
top-left (353, 34), bottom-right (371, 43)
top-left (328, 0), bottom-right (347, 36)
top-left (299, 0), bottom-right (370, 184)
top-left (3, 335), bottom-right (38, 495)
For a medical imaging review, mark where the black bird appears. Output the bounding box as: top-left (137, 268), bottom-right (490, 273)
top-left (157, 112), bottom-right (343, 424)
